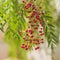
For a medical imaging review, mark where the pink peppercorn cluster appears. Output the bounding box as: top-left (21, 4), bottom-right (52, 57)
top-left (20, 0), bottom-right (45, 50)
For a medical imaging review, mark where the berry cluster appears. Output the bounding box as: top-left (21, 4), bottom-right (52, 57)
top-left (20, 0), bottom-right (45, 50)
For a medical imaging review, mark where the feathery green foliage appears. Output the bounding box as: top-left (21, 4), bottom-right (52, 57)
top-left (0, 0), bottom-right (59, 60)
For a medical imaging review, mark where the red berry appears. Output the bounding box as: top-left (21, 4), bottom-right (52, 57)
top-left (39, 31), bottom-right (42, 33)
top-left (28, 26), bottom-right (30, 28)
top-left (34, 27), bottom-right (38, 30)
top-left (32, 4), bottom-right (35, 10)
top-left (30, 35), bottom-right (34, 38)
top-left (36, 15), bottom-right (40, 20)
top-left (40, 28), bottom-right (43, 30)
top-left (31, 11), bottom-right (37, 17)
top-left (41, 11), bottom-right (45, 15)
top-left (35, 46), bottom-right (40, 50)
top-left (41, 38), bottom-right (44, 40)
top-left (27, 11), bottom-right (31, 13)
top-left (23, 37), bottom-right (26, 40)
top-left (29, 30), bottom-right (34, 34)
top-left (40, 41), bottom-right (44, 44)
top-left (35, 8), bottom-right (37, 11)
top-left (34, 40), bottom-right (40, 45)
top-left (26, 30), bottom-right (29, 32)
top-left (26, 34), bottom-right (29, 36)
top-left (40, 33), bottom-right (44, 36)
top-left (25, 45), bottom-right (30, 50)
top-left (29, 30), bottom-right (32, 32)
top-left (31, 24), bottom-right (35, 27)
top-left (23, 37), bottom-right (25, 39)
top-left (25, 45), bottom-right (27, 47)
top-left (25, 39), bottom-right (28, 41)
top-left (22, 0), bottom-right (25, 3)
top-left (40, 21), bottom-right (42, 25)
top-left (33, 19), bottom-right (37, 23)
top-left (21, 44), bottom-right (25, 48)
top-left (37, 25), bottom-right (39, 26)
top-left (26, 16), bottom-right (31, 18)
top-left (25, 2), bottom-right (32, 9)
top-left (29, 21), bottom-right (32, 23)
top-left (30, 40), bottom-right (32, 43)
top-left (30, 32), bottom-right (34, 34)
top-left (20, 32), bottom-right (22, 35)
top-left (22, 44), bottom-right (25, 45)
top-left (25, 48), bottom-right (28, 50)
